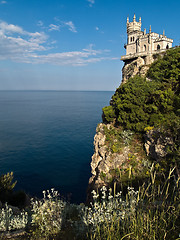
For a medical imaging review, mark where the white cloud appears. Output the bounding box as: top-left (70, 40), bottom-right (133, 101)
top-left (0, 20), bottom-right (117, 66)
top-left (95, 26), bottom-right (99, 31)
top-left (47, 20), bottom-right (77, 33)
top-left (0, 21), bottom-right (24, 34)
top-left (49, 24), bottom-right (60, 31)
top-left (27, 49), bottom-right (117, 66)
top-left (87, 0), bottom-right (95, 7)
top-left (0, 20), bottom-right (48, 62)
top-left (63, 21), bottom-right (77, 33)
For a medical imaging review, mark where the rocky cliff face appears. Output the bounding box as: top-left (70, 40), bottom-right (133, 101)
top-left (122, 57), bottom-right (150, 83)
top-left (121, 52), bottom-right (166, 83)
top-left (144, 129), bottom-right (173, 160)
top-left (87, 123), bottom-right (148, 198)
top-left (87, 124), bottom-right (173, 198)
top-left (88, 123), bottom-right (131, 189)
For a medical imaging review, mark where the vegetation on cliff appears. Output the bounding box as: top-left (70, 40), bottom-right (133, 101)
top-left (103, 47), bottom-right (180, 130)
top-left (102, 47), bottom-right (180, 171)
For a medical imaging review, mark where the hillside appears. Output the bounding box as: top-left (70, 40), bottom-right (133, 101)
top-left (89, 46), bottom-right (180, 193)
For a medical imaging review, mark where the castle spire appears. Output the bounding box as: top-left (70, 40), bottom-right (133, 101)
top-left (163, 30), bottom-right (165, 36)
top-left (139, 17), bottom-right (141, 23)
top-left (127, 16), bottom-right (129, 23)
top-left (133, 14), bottom-right (136, 22)
top-left (149, 25), bottom-right (151, 34)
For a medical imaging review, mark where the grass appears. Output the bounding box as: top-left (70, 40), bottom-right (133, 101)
top-left (87, 165), bottom-right (180, 240)
top-left (0, 166), bottom-right (179, 240)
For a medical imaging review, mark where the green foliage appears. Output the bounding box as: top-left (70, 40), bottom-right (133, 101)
top-left (102, 47), bottom-right (180, 133)
top-left (0, 172), bottom-right (17, 193)
top-left (102, 106), bottom-right (116, 123)
top-left (147, 47), bottom-right (180, 92)
top-left (112, 76), bottom-right (157, 131)
top-left (100, 171), bottom-right (106, 180)
top-left (103, 125), bottom-right (134, 154)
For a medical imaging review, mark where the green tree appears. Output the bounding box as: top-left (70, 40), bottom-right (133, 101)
top-left (0, 172), bottom-right (17, 193)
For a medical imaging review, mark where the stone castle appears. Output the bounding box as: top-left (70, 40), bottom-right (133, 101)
top-left (121, 15), bottom-right (173, 82)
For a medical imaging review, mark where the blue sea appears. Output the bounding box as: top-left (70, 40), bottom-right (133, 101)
top-left (0, 91), bottom-right (113, 203)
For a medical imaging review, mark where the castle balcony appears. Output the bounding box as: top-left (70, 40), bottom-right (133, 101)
top-left (121, 48), bottom-right (170, 61)
top-left (121, 52), bottom-right (148, 61)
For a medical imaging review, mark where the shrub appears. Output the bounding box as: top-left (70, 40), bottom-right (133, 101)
top-left (102, 106), bottom-right (116, 123)
top-left (0, 172), bottom-right (17, 193)
top-left (31, 189), bottom-right (66, 239)
top-left (0, 203), bottom-right (28, 232)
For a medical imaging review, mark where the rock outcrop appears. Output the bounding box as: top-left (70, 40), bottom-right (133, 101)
top-left (87, 123), bottom-right (148, 200)
top-left (122, 57), bottom-right (148, 83)
top-left (144, 129), bottom-right (173, 159)
top-left (121, 51), bottom-right (168, 83)
top-left (87, 124), bottom-right (174, 200)
top-left (89, 123), bottom-right (130, 189)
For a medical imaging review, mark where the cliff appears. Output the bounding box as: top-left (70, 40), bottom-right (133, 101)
top-left (88, 123), bottom-right (147, 190)
top-left (122, 56), bottom-right (150, 83)
top-left (121, 51), bottom-right (168, 83)
top-left (88, 47), bottom-right (180, 196)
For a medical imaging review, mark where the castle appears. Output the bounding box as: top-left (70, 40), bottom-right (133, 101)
top-left (121, 15), bottom-right (173, 82)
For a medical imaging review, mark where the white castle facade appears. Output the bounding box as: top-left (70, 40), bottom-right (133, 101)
top-left (121, 15), bottom-right (173, 65)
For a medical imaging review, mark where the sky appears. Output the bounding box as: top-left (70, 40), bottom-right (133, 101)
top-left (0, 0), bottom-right (179, 91)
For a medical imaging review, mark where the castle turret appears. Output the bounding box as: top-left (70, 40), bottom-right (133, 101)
top-left (126, 14), bottom-right (142, 34)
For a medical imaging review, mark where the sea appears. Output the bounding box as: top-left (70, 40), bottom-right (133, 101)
top-left (0, 91), bottom-right (113, 203)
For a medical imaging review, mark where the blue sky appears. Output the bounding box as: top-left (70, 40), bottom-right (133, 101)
top-left (0, 0), bottom-right (179, 90)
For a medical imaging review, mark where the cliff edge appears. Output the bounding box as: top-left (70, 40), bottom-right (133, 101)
top-left (88, 47), bottom-right (180, 198)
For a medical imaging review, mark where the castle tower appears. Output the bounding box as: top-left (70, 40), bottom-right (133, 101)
top-left (126, 14), bottom-right (142, 34)
top-left (125, 15), bottom-right (142, 55)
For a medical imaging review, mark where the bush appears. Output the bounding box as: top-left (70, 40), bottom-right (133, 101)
top-left (0, 172), bottom-right (17, 193)
top-left (0, 203), bottom-right (28, 232)
top-left (102, 106), bottom-right (116, 123)
top-left (31, 189), bottom-right (66, 239)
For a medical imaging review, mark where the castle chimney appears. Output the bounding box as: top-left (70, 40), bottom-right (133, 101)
top-left (144, 28), bottom-right (146, 35)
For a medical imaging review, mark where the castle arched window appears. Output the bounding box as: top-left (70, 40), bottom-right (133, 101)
top-left (157, 44), bottom-right (160, 50)
top-left (144, 45), bottom-right (146, 51)
top-left (166, 44), bottom-right (169, 49)
top-left (133, 36), bottom-right (135, 41)
top-left (130, 37), bottom-right (132, 42)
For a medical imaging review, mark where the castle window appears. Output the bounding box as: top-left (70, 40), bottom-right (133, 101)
top-left (130, 37), bottom-right (132, 42)
top-left (133, 36), bottom-right (135, 41)
top-left (166, 44), bottom-right (169, 49)
top-left (157, 44), bottom-right (160, 50)
top-left (144, 45), bottom-right (146, 51)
